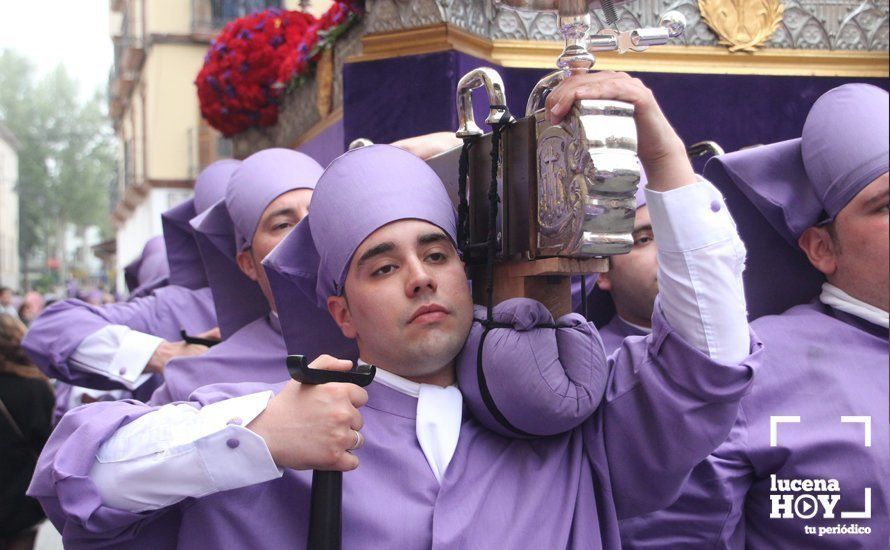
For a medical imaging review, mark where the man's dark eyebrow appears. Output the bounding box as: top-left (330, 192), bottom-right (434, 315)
top-left (862, 188), bottom-right (889, 208)
top-left (632, 223), bottom-right (653, 234)
top-left (357, 241), bottom-right (395, 267)
top-left (262, 207), bottom-right (297, 224)
top-left (418, 232), bottom-right (449, 246)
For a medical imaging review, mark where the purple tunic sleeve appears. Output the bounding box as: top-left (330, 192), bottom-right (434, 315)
top-left (584, 301), bottom-right (761, 519)
top-left (27, 400), bottom-right (164, 546)
top-left (455, 298), bottom-right (609, 438)
top-left (23, 297), bottom-right (162, 389)
top-left (22, 287), bottom-right (216, 390)
top-left (27, 382), bottom-right (275, 547)
top-left (618, 409), bottom-right (753, 547)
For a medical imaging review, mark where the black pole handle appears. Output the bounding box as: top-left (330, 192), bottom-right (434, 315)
top-left (287, 355), bottom-right (375, 550)
top-left (287, 355), bottom-right (376, 386)
top-left (179, 329), bottom-right (221, 348)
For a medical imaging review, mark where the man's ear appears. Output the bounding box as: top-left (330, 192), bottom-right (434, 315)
top-left (327, 295), bottom-right (357, 339)
top-left (798, 226), bottom-right (838, 276)
top-left (236, 249), bottom-right (259, 282)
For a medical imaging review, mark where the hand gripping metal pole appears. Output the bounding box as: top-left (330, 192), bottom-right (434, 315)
top-left (287, 355), bottom-right (376, 550)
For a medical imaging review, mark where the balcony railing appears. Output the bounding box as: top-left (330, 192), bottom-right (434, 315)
top-left (191, 0), bottom-right (283, 35)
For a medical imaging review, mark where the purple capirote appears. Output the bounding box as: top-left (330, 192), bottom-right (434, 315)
top-left (705, 84), bottom-right (888, 319)
top-left (711, 83), bottom-right (888, 245)
top-left (802, 83), bottom-right (888, 222)
top-left (191, 148), bottom-right (324, 338)
top-left (160, 159), bottom-right (241, 290)
top-left (226, 148), bottom-right (324, 252)
top-left (123, 235), bottom-right (168, 299)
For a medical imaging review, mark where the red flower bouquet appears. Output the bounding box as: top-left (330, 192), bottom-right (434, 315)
top-left (276, 0), bottom-right (363, 91)
top-left (196, 8), bottom-right (316, 137)
top-left (197, 2), bottom-right (364, 137)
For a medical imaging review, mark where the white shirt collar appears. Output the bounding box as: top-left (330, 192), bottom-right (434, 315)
top-left (360, 360), bottom-right (462, 484)
top-left (617, 316), bottom-right (653, 335)
top-left (370, 365), bottom-right (422, 398)
top-left (819, 283), bottom-right (889, 329)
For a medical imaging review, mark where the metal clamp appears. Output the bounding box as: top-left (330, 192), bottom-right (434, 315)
top-left (588, 11), bottom-right (686, 53)
top-left (686, 140), bottom-right (725, 159)
top-left (455, 68), bottom-right (514, 138)
top-left (526, 70), bottom-right (568, 116)
top-left (347, 138), bottom-right (374, 150)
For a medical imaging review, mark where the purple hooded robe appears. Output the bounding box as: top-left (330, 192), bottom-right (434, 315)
top-left (28, 145), bottom-right (761, 549)
top-left (123, 236), bottom-right (169, 299)
top-left (620, 84), bottom-right (890, 548)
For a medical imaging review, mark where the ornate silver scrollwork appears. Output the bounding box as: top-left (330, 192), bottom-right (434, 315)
top-left (509, 0), bottom-right (680, 256)
top-left (535, 100), bottom-right (640, 256)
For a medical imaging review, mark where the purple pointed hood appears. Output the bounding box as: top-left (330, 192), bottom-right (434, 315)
top-left (193, 149), bottom-right (324, 339)
top-left (123, 235), bottom-right (169, 298)
top-left (704, 84), bottom-right (888, 319)
top-left (802, 83), bottom-right (889, 222)
top-left (160, 159), bottom-right (240, 290)
top-left (263, 144), bottom-right (456, 358)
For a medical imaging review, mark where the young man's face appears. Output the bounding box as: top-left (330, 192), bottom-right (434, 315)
top-left (0, 290), bottom-right (11, 306)
top-left (826, 173), bottom-right (889, 310)
top-left (237, 188), bottom-right (313, 310)
top-left (327, 219), bottom-right (474, 384)
top-left (596, 205), bottom-right (658, 326)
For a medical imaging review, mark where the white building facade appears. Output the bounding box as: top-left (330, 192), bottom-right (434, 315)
top-left (0, 122), bottom-right (20, 291)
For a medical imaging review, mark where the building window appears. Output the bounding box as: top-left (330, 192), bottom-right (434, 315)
top-left (192, 0), bottom-right (283, 34)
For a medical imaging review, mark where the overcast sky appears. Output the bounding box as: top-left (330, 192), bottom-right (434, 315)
top-left (0, 0), bottom-right (113, 100)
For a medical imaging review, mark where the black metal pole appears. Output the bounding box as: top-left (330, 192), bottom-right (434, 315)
top-left (286, 355), bottom-right (376, 550)
top-left (307, 472), bottom-right (342, 549)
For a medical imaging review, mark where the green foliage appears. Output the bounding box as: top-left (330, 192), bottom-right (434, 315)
top-left (0, 50), bottom-right (115, 262)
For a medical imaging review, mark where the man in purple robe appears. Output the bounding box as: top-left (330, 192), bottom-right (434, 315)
top-left (54, 235), bottom-right (170, 422)
top-left (155, 137), bottom-right (483, 405)
top-left (620, 84), bottom-right (889, 548)
top-left (29, 73), bottom-right (761, 549)
top-left (151, 148), bottom-right (355, 405)
top-left (22, 160), bottom-right (239, 403)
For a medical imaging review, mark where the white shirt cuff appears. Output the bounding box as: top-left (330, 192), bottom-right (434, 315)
top-left (197, 424), bottom-right (281, 493)
top-left (70, 326), bottom-right (164, 390)
top-left (644, 178), bottom-right (739, 252)
top-left (92, 391), bottom-right (282, 513)
top-left (110, 330), bottom-right (164, 389)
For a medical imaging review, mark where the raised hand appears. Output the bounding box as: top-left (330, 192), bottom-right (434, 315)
top-left (545, 71), bottom-right (696, 192)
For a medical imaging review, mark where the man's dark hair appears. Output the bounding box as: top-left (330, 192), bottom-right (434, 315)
top-left (0, 286), bottom-right (11, 294)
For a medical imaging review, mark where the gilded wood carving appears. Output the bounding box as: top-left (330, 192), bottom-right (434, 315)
top-left (698, 0), bottom-right (785, 52)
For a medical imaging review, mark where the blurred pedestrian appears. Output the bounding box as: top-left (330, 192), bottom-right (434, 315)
top-left (0, 287), bottom-right (18, 319)
top-left (0, 314), bottom-right (54, 550)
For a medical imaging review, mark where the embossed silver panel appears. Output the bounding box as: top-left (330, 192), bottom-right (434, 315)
top-left (535, 100), bottom-right (639, 256)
